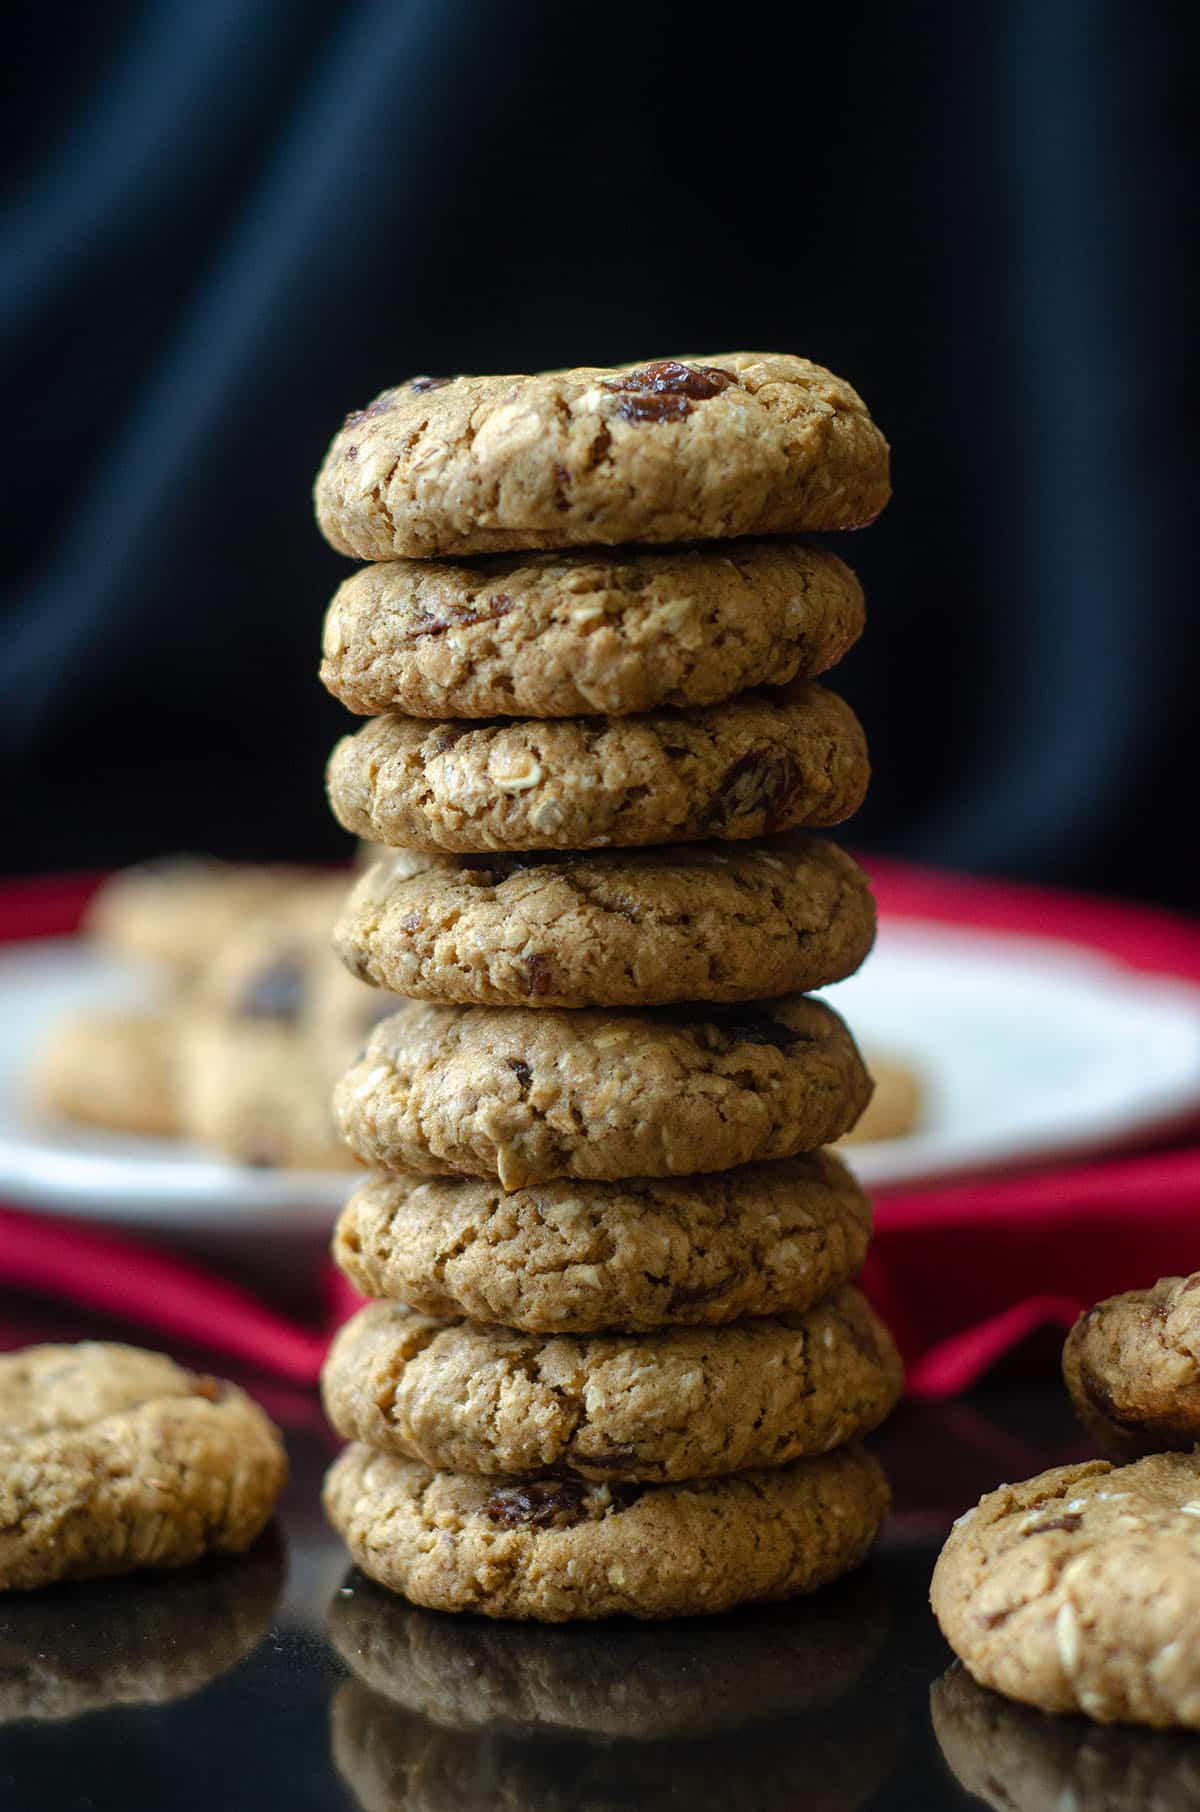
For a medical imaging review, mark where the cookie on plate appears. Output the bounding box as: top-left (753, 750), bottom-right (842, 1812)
top-left (1063, 1275), bottom-right (1200, 1458)
top-left (322, 1290), bottom-right (902, 1482)
top-left (320, 539), bottom-right (864, 719)
top-left (32, 1010), bottom-right (183, 1138)
top-left (323, 1441), bottom-right (889, 1620)
top-left (334, 995), bottom-right (871, 1188)
top-left (327, 1567), bottom-right (887, 1740)
top-left (332, 1151), bottom-right (872, 1333)
top-left (86, 859), bottom-right (313, 978)
top-left (325, 681), bottom-right (868, 854)
top-left (178, 1018), bottom-right (355, 1170)
top-left (314, 353), bottom-right (890, 560)
top-left (932, 1662), bottom-right (1200, 1812)
top-left (0, 1343), bottom-right (286, 1591)
top-left (838, 1053), bottom-right (923, 1145)
top-left (335, 836), bottom-right (875, 1009)
top-left (930, 1452), bottom-right (1200, 1727)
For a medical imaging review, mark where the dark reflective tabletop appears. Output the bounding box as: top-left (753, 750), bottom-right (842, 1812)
top-left (2, 1304), bottom-right (1195, 1811)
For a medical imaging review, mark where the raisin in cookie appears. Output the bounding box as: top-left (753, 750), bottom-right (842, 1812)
top-left (314, 353), bottom-right (890, 560)
top-left (326, 681), bottom-right (868, 855)
top-left (334, 995), bottom-right (871, 1188)
top-left (320, 539), bottom-right (864, 719)
top-left (323, 1442), bottom-right (889, 1620)
top-left (332, 1152), bottom-right (871, 1333)
top-left (335, 836), bottom-right (874, 1009)
top-left (1063, 1275), bottom-right (1200, 1458)
top-left (0, 1343), bottom-right (286, 1591)
top-left (321, 1290), bottom-right (902, 1482)
top-left (930, 1453), bottom-right (1200, 1727)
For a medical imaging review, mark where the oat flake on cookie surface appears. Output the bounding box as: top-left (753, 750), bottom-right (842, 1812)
top-left (931, 1452), bottom-right (1200, 1728)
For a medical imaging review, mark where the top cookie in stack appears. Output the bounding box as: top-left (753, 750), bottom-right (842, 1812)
top-left (315, 353), bottom-right (898, 1622)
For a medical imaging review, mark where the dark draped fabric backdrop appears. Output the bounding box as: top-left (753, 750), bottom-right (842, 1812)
top-left (3, 0), bottom-right (1196, 906)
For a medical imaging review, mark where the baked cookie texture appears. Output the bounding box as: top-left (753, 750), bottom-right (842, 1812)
top-left (0, 1343), bottom-right (287, 1591)
top-left (32, 1010), bottom-right (182, 1138)
top-left (0, 1536), bottom-right (282, 1722)
top-left (314, 354), bottom-right (890, 560)
top-left (335, 835), bottom-right (875, 1009)
top-left (932, 1663), bottom-right (1200, 1812)
top-left (321, 1290), bottom-right (902, 1482)
top-left (320, 539), bottom-right (864, 719)
top-left (323, 1441), bottom-right (889, 1621)
top-left (327, 1568), bottom-right (887, 1739)
top-left (332, 1151), bottom-right (872, 1333)
top-left (334, 995), bottom-right (871, 1188)
top-left (930, 1453), bottom-right (1200, 1728)
top-left (1063, 1274), bottom-right (1200, 1458)
top-left (327, 681), bottom-right (867, 855)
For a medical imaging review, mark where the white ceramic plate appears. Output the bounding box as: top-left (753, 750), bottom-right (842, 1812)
top-left (1, 925), bottom-right (1199, 1237)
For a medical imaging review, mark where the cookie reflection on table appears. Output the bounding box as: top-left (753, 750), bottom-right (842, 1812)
top-left (0, 1533), bottom-right (283, 1724)
top-left (331, 1677), bottom-right (896, 1812)
top-left (932, 1664), bottom-right (1200, 1812)
top-left (327, 1566), bottom-right (888, 1742)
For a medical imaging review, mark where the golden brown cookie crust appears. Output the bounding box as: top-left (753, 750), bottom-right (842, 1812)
top-left (314, 353), bottom-right (890, 560)
top-left (326, 681), bottom-right (868, 855)
top-left (0, 1343), bottom-right (287, 1591)
top-left (320, 540), bottom-right (864, 719)
top-left (1063, 1275), bottom-right (1200, 1458)
top-left (335, 835), bottom-right (875, 1009)
top-left (321, 1290), bottom-right (903, 1482)
top-left (322, 1442), bottom-right (890, 1620)
top-left (930, 1453), bottom-right (1200, 1727)
top-left (333, 995), bottom-right (872, 1188)
top-left (332, 1152), bottom-right (872, 1333)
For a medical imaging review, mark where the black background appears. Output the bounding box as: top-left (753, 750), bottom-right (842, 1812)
top-left (4, 0), bottom-right (1197, 906)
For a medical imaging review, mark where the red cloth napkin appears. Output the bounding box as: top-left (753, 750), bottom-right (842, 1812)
top-left (2, 864), bottom-right (1198, 1394)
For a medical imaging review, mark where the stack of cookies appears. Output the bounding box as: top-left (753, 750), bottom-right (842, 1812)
top-left (312, 353), bottom-right (903, 1620)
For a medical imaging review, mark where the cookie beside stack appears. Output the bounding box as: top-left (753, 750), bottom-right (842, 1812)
top-left (313, 353), bottom-right (901, 1619)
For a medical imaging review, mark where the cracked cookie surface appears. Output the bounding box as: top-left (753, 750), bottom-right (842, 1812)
top-left (314, 353), bottom-right (890, 560)
top-left (930, 1452), bottom-right (1200, 1727)
top-left (335, 835), bottom-right (874, 1009)
top-left (322, 1441), bottom-right (889, 1620)
top-left (322, 1290), bottom-right (902, 1482)
top-left (0, 1343), bottom-right (287, 1591)
top-left (1063, 1275), bottom-right (1200, 1458)
top-left (326, 681), bottom-right (868, 854)
top-left (333, 994), bottom-right (871, 1187)
top-left (332, 1152), bottom-right (872, 1333)
top-left (320, 539), bottom-right (863, 718)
